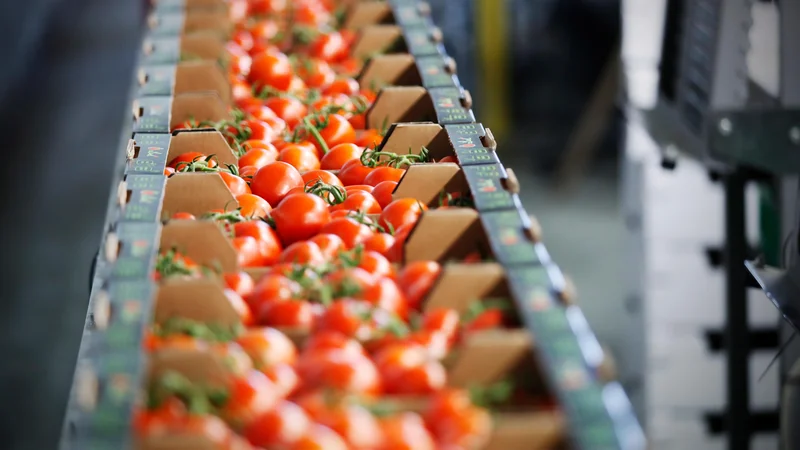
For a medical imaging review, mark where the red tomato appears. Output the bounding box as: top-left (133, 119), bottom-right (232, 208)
top-left (249, 51), bottom-right (293, 91)
top-left (265, 97), bottom-right (308, 128)
top-left (239, 146), bottom-right (279, 170)
top-left (324, 78), bottom-right (360, 96)
top-left (171, 212), bottom-right (195, 220)
top-left (338, 158), bottom-right (374, 186)
top-left (288, 424), bottom-right (348, 450)
top-left (264, 363), bottom-right (300, 398)
top-left (359, 277), bottom-right (407, 319)
top-left (234, 221), bottom-right (283, 265)
top-left (313, 299), bottom-right (375, 339)
top-left (219, 172), bottom-right (251, 196)
top-left (236, 327), bottom-right (297, 371)
top-left (329, 191), bottom-right (381, 215)
top-left (319, 217), bottom-right (374, 249)
top-left (320, 143), bottom-right (362, 170)
top-left (355, 129), bottom-right (383, 149)
top-left (244, 105), bottom-right (278, 121)
top-left (297, 350), bottom-right (381, 395)
top-left (374, 343), bottom-right (446, 395)
top-left (220, 370), bottom-right (281, 429)
top-left (280, 241), bottom-right (326, 265)
top-left (371, 181), bottom-right (397, 209)
top-left (379, 198), bottom-right (427, 232)
top-left (422, 308), bottom-right (460, 343)
top-left (225, 288), bottom-right (255, 326)
top-left (231, 30), bottom-right (255, 52)
top-left (309, 32), bottom-right (348, 63)
top-left (389, 221), bottom-right (417, 263)
top-left (248, 274), bottom-right (303, 311)
top-left (364, 167), bottom-right (405, 186)
top-left (309, 233), bottom-right (346, 260)
top-left (244, 401), bottom-right (310, 448)
top-left (397, 261), bottom-right (442, 310)
top-left (257, 299), bottom-right (315, 328)
top-left (279, 145), bottom-right (321, 172)
top-left (299, 395), bottom-right (384, 450)
top-left (236, 193), bottom-right (272, 219)
top-left (271, 193), bottom-right (331, 245)
top-left (296, 58), bottom-right (335, 89)
top-left (224, 272), bottom-right (255, 297)
top-left (168, 152), bottom-right (216, 170)
top-left (380, 413), bottom-right (436, 450)
top-left (324, 267), bottom-right (376, 298)
top-left (463, 308), bottom-right (505, 333)
top-left (438, 155), bottom-right (459, 164)
top-left (357, 251), bottom-right (394, 279)
top-left (317, 114), bottom-right (356, 150)
top-left (425, 391), bottom-right (492, 449)
top-left (302, 170), bottom-right (344, 188)
top-left (344, 184), bottom-right (374, 195)
top-left (233, 236), bottom-right (263, 267)
top-left (251, 162), bottom-right (304, 207)
top-left (363, 233), bottom-right (395, 257)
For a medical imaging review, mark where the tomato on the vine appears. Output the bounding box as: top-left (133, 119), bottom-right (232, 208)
top-left (219, 172), bottom-right (251, 196)
top-left (236, 193), bottom-right (271, 219)
top-left (264, 97), bottom-right (308, 128)
top-left (224, 272), bottom-right (255, 297)
top-left (234, 221), bottom-right (283, 266)
top-left (379, 413), bottom-right (436, 450)
top-left (280, 241), bottom-right (326, 265)
top-left (371, 181), bottom-right (397, 209)
top-left (236, 327), bottom-right (297, 371)
top-left (248, 274), bottom-right (303, 311)
top-left (379, 198), bottom-right (426, 232)
top-left (337, 158), bottom-right (374, 186)
top-left (244, 400), bottom-right (310, 448)
top-left (397, 261), bottom-right (442, 310)
top-left (319, 217), bottom-right (374, 249)
top-left (309, 233), bottom-right (346, 260)
top-left (329, 191), bottom-right (381, 215)
top-left (363, 232), bottom-right (395, 257)
top-left (249, 51), bottom-right (293, 91)
top-left (257, 299), bottom-right (315, 328)
top-left (374, 343), bottom-right (446, 395)
top-left (251, 161), bottom-right (304, 207)
top-left (316, 113), bottom-right (356, 150)
top-left (309, 31), bottom-right (348, 63)
top-left (364, 166), bottom-right (405, 186)
top-left (324, 78), bottom-right (360, 96)
top-left (302, 169), bottom-right (343, 188)
top-left (219, 370), bottom-right (281, 429)
top-left (271, 193), bottom-right (331, 245)
top-left (279, 145), bottom-right (321, 172)
top-left (320, 143), bottom-right (363, 170)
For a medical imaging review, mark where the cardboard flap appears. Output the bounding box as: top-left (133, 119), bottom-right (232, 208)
top-left (358, 54), bottom-right (417, 88)
top-left (404, 209), bottom-right (483, 263)
top-left (149, 347), bottom-right (233, 387)
top-left (352, 25), bottom-right (403, 59)
top-left (156, 278), bottom-right (241, 326)
top-left (447, 330), bottom-right (531, 387)
top-left (168, 130), bottom-right (239, 166)
top-left (175, 61), bottom-right (232, 105)
top-left (183, 9), bottom-right (231, 35)
top-left (181, 32), bottom-right (227, 60)
top-left (170, 92), bottom-right (229, 129)
top-left (343, 1), bottom-right (392, 29)
top-left (424, 263), bottom-right (506, 312)
top-left (380, 122), bottom-right (441, 155)
top-left (160, 220), bottom-right (239, 272)
top-left (393, 163), bottom-right (464, 206)
top-left (487, 412), bottom-right (565, 450)
top-left (366, 86), bottom-right (431, 129)
top-left (184, 0), bottom-right (227, 8)
top-left (163, 173), bottom-right (238, 217)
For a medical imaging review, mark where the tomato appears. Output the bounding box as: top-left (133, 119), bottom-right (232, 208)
top-left (264, 97), bottom-right (308, 128)
top-left (379, 413), bottom-right (436, 450)
top-left (171, 212), bottom-right (196, 220)
top-left (297, 349), bottom-right (381, 395)
top-left (248, 274), bottom-right (303, 311)
top-left (313, 299), bottom-right (375, 339)
top-left (224, 272), bottom-right (255, 297)
top-left (245, 105), bottom-right (278, 121)
top-left (364, 166), bottom-right (405, 187)
top-left (219, 172), bottom-right (251, 196)
top-left (231, 30), bottom-right (255, 52)
top-left (232, 79), bottom-right (255, 103)
top-left (316, 114), bottom-right (356, 150)
top-left (242, 119), bottom-right (275, 142)
top-left (212, 341), bottom-right (254, 376)
top-left (422, 308), bottom-right (460, 343)
top-left (378, 198), bottom-right (426, 232)
top-left (424, 392), bottom-right (491, 449)
top-left (309, 32), bottom-right (348, 63)
top-left (309, 233), bottom-right (346, 260)
top-left (320, 143), bottom-right (362, 170)
top-left (168, 152), bottom-right (217, 170)
top-left (234, 221), bottom-right (283, 266)
top-left (239, 146), bottom-right (279, 170)
top-left (319, 217), bottom-right (373, 249)
top-left (374, 343), bottom-right (446, 395)
top-left (264, 363), bottom-right (299, 398)
top-left (244, 401), bottom-right (310, 447)
top-left (397, 261), bottom-right (442, 310)
top-left (357, 251), bottom-right (394, 279)
top-left (280, 241), bottom-right (326, 265)
top-left (271, 193), bottom-right (331, 245)
top-left (355, 129), bottom-right (383, 149)
top-left (251, 162), bottom-right (304, 207)
top-left (257, 299), bottom-right (315, 328)
top-left (133, 397), bottom-right (187, 435)
top-left (463, 308), bottom-right (504, 333)
top-left (249, 51), bottom-right (293, 91)
top-left (344, 185), bottom-right (374, 196)
top-left (324, 267), bottom-right (376, 298)
top-left (324, 78), bottom-right (360, 96)
top-left (289, 424), bottom-right (348, 450)
top-left (239, 165), bottom-right (258, 181)
top-left (302, 170), bottom-right (343, 188)
top-left (296, 58), bottom-right (335, 89)
top-left (229, 51), bottom-right (253, 78)
top-left (249, 17), bottom-right (281, 38)
top-left (236, 327), bottom-right (297, 372)
top-left (338, 158), bottom-right (374, 186)
top-left (164, 167), bottom-right (175, 176)
top-left (225, 288), bottom-right (255, 326)
top-left (359, 277), bottom-right (407, 319)
top-left (302, 398), bottom-right (384, 450)
top-left (220, 370), bottom-right (280, 429)
top-left (302, 331), bottom-right (367, 358)
top-left (329, 191), bottom-right (382, 215)
top-left (371, 181), bottom-right (397, 209)
top-left (236, 193), bottom-right (272, 219)
top-left (438, 155), bottom-right (459, 164)
top-left (363, 232), bottom-right (395, 257)
top-left (279, 145), bottom-right (321, 172)
top-left (233, 236), bottom-right (263, 267)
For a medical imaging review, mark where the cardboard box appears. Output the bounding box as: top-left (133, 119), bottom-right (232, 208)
top-left (137, 60), bottom-right (231, 104)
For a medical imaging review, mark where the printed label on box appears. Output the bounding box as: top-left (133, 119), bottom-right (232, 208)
top-left (137, 65), bottom-right (176, 97)
top-left (415, 56), bottom-right (459, 89)
top-left (141, 37), bottom-right (181, 66)
top-left (480, 210), bottom-right (541, 266)
top-left (402, 27), bottom-right (443, 57)
top-left (149, 11), bottom-right (185, 36)
top-left (122, 175), bottom-right (166, 223)
top-left (429, 87), bottom-right (475, 124)
top-left (461, 164), bottom-right (517, 212)
top-left (444, 124), bottom-right (499, 166)
top-left (132, 97), bottom-right (172, 133)
top-left (129, 133), bottom-right (171, 174)
top-left (392, 4), bottom-right (429, 29)
top-left (109, 223), bottom-right (160, 280)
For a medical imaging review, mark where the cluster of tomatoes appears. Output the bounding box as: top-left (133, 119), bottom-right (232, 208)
top-left (133, 1), bottom-right (529, 449)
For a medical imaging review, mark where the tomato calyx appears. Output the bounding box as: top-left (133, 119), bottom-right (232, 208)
top-left (460, 298), bottom-right (512, 329)
top-left (155, 317), bottom-right (243, 343)
top-left (304, 179), bottom-right (346, 205)
top-left (359, 146), bottom-right (430, 169)
top-left (149, 371), bottom-right (231, 415)
top-left (155, 249), bottom-right (204, 280)
top-left (467, 379), bottom-right (514, 410)
top-left (344, 210), bottom-right (387, 234)
top-left (299, 115), bottom-right (331, 153)
top-left (174, 154), bottom-right (220, 173)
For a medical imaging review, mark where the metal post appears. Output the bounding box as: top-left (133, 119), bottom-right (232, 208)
top-left (725, 171), bottom-right (750, 450)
